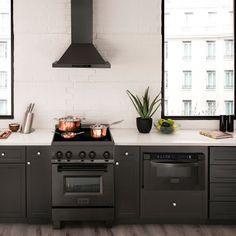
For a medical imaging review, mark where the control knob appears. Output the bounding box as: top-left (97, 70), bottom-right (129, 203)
top-left (79, 151), bottom-right (86, 160)
top-left (89, 151), bottom-right (96, 160)
top-left (65, 151), bottom-right (73, 161)
top-left (103, 151), bottom-right (110, 160)
top-left (55, 151), bottom-right (63, 161)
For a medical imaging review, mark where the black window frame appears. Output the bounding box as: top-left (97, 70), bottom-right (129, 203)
top-left (161, 0), bottom-right (236, 120)
top-left (0, 0), bottom-right (14, 119)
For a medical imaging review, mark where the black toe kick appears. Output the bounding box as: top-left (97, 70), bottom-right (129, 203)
top-left (52, 207), bottom-right (114, 222)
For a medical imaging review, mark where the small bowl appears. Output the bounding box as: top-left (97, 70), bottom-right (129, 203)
top-left (155, 124), bottom-right (178, 134)
top-left (9, 123), bottom-right (20, 132)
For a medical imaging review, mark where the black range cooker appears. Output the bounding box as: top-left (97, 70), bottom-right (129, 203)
top-left (51, 125), bottom-right (114, 229)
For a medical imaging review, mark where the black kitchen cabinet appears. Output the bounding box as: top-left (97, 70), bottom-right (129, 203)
top-left (115, 146), bottom-right (140, 220)
top-left (27, 146), bottom-right (51, 222)
top-left (0, 147), bottom-right (25, 219)
top-left (209, 147), bottom-right (236, 220)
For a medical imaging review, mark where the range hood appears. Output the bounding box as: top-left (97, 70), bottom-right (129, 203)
top-left (52, 0), bottom-right (110, 68)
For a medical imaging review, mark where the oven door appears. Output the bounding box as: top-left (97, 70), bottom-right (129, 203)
top-left (143, 158), bottom-right (205, 191)
top-left (52, 163), bottom-right (114, 207)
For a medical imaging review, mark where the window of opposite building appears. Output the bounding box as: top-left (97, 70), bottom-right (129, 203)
top-left (0, 0), bottom-right (13, 118)
top-left (162, 0), bottom-right (235, 118)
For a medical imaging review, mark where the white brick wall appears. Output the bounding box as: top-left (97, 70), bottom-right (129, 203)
top-left (0, 0), bottom-right (220, 130)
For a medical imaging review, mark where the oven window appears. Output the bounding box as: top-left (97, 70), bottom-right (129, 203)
top-left (157, 166), bottom-right (193, 178)
top-left (65, 176), bottom-right (101, 193)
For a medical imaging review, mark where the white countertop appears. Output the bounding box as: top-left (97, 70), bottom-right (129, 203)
top-left (111, 128), bottom-right (236, 146)
top-left (0, 128), bottom-right (236, 146)
top-left (0, 129), bottom-right (53, 146)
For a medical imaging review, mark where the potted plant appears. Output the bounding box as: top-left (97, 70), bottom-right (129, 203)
top-left (127, 87), bottom-right (162, 133)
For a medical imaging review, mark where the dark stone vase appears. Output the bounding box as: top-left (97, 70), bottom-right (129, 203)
top-left (136, 117), bottom-right (152, 133)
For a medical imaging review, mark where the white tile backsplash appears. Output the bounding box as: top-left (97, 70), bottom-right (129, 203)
top-left (0, 0), bottom-right (223, 130)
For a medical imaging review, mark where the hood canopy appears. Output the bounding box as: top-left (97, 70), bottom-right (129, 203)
top-left (52, 0), bottom-right (110, 68)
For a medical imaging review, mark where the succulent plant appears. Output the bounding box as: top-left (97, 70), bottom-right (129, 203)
top-left (126, 87), bottom-right (162, 119)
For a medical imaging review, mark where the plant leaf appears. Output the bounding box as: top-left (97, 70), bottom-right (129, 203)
top-left (127, 90), bottom-right (144, 117)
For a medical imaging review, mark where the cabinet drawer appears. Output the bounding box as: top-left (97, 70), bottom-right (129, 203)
top-left (141, 190), bottom-right (206, 219)
top-left (27, 146), bottom-right (50, 159)
top-left (0, 147), bottom-right (25, 163)
top-left (210, 202), bottom-right (236, 220)
top-left (210, 165), bottom-right (236, 182)
top-left (210, 147), bottom-right (236, 165)
top-left (115, 146), bottom-right (139, 160)
top-left (210, 183), bottom-right (236, 201)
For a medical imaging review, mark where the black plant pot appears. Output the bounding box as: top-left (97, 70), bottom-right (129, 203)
top-left (136, 117), bottom-right (152, 133)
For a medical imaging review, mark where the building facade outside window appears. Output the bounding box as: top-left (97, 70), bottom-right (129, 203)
top-left (207, 100), bottom-right (216, 116)
top-left (225, 100), bottom-right (234, 115)
top-left (0, 0), bottom-right (12, 118)
top-left (182, 71), bottom-right (192, 89)
top-left (206, 71), bottom-right (216, 89)
top-left (206, 41), bottom-right (216, 59)
top-left (182, 100), bottom-right (192, 116)
top-left (163, 0), bottom-right (234, 118)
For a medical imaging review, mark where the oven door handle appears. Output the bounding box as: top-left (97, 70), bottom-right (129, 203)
top-left (150, 161), bottom-right (200, 167)
top-left (57, 164), bottom-right (108, 172)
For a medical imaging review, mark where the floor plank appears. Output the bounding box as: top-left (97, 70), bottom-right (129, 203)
top-left (0, 223), bottom-right (236, 236)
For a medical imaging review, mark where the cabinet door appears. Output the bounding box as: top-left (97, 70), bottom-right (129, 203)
top-left (115, 146), bottom-right (140, 219)
top-left (0, 164), bottom-right (25, 218)
top-left (27, 146), bottom-right (51, 221)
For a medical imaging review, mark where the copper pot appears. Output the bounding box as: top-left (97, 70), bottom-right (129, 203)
top-left (90, 120), bottom-right (124, 138)
top-left (90, 124), bottom-right (107, 139)
top-left (56, 116), bottom-right (81, 132)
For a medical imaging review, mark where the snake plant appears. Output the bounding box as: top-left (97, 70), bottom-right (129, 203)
top-left (126, 87), bottom-right (162, 119)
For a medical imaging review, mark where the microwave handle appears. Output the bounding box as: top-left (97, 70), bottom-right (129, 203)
top-left (150, 161), bottom-right (200, 168)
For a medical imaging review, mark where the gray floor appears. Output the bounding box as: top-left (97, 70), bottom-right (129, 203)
top-left (1, 223), bottom-right (236, 236)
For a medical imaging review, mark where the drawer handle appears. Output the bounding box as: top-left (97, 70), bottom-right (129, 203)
top-left (115, 161), bottom-right (119, 166)
top-left (124, 152), bottom-right (129, 156)
top-left (27, 161), bottom-right (31, 165)
top-left (37, 151), bottom-right (41, 156)
top-left (173, 202), bottom-right (177, 207)
top-left (1, 152), bottom-right (5, 157)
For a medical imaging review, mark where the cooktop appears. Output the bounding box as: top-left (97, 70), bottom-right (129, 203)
top-left (52, 126), bottom-right (113, 143)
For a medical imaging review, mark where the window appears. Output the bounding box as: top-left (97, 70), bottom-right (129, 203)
top-left (183, 41), bottom-right (191, 59)
top-left (208, 12), bottom-right (217, 26)
top-left (0, 71), bottom-right (7, 88)
top-left (206, 41), bottom-right (216, 59)
top-left (206, 100), bottom-right (216, 116)
top-left (165, 71), bottom-right (168, 88)
top-left (225, 100), bottom-right (234, 115)
top-left (163, 0), bottom-right (235, 118)
top-left (182, 71), bottom-right (192, 89)
top-left (0, 13), bottom-right (9, 29)
top-left (225, 70), bottom-right (234, 89)
top-left (225, 39), bottom-right (233, 59)
top-left (164, 100), bottom-right (168, 115)
top-left (182, 100), bottom-right (192, 116)
top-left (206, 71), bottom-right (216, 89)
top-left (164, 41), bottom-right (168, 59)
top-left (184, 12), bottom-right (193, 26)
top-left (0, 0), bottom-right (13, 118)
top-left (0, 41), bottom-right (7, 58)
top-left (0, 99), bottom-right (7, 115)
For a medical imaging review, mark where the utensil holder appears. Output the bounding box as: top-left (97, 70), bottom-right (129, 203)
top-left (21, 112), bottom-right (34, 134)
